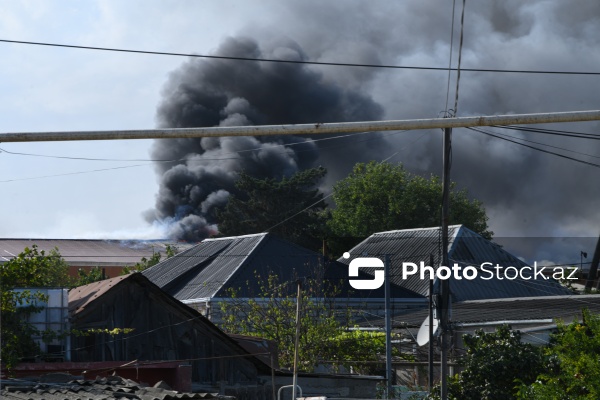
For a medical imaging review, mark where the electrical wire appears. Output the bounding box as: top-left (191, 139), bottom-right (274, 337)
top-left (494, 125), bottom-right (600, 140)
top-left (2, 39), bottom-right (600, 75)
top-left (0, 130), bottom-right (378, 162)
top-left (468, 126), bottom-right (600, 169)
top-left (470, 128), bottom-right (600, 160)
top-left (0, 129), bottom-right (410, 183)
top-left (0, 162), bottom-right (154, 183)
top-left (261, 132), bottom-right (427, 233)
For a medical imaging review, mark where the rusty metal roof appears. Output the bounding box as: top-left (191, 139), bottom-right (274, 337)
top-left (68, 275), bottom-right (131, 316)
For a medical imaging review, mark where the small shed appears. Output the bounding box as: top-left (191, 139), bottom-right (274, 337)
top-left (68, 273), bottom-right (270, 393)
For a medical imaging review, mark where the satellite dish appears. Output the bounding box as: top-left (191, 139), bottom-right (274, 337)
top-left (416, 316), bottom-right (440, 346)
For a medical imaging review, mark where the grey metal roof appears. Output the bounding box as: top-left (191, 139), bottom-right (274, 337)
top-left (144, 233), bottom-right (268, 300)
top-left (143, 233), bottom-right (423, 301)
top-left (0, 239), bottom-right (194, 266)
top-left (338, 225), bottom-right (573, 301)
top-left (388, 294), bottom-right (600, 328)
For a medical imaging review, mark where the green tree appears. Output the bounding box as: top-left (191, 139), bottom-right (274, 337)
top-left (328, 161), bottom-right (492, 241)
top-left (519, 310), bottom-right (600, 399)
top-left (427, 325), bottom-right (544, 400)
top-left (121, 244), bottom-right (178, 274)
top-left (0, 245), bottom-right (71, 369)
top-left (216, 167), bottom-right (328, 249)
top-left (74, 266), bottom-right (106, 286)
top-left (219, 272), bottom-right (407, 372)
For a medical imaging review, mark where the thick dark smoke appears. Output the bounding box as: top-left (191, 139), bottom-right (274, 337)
top-left (146, 36), bottom-right (383, 240)
top-left (148, 0), bottom-right (600, 263)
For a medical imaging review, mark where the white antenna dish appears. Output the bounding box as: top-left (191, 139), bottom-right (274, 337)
top-left (416, 316), bottom-right (440, 346)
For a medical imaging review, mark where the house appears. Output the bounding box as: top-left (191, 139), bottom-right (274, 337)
top-left (364, 294), bottom-right (600, 389)
top-left (142, 232), bottom-right (426, 324)
top-left (338, 225), bottom-right (573, 303)
top-left (4, 272), bottom-right (385, 399)
top-left (0, 239), bottom-right (194, 278)
top-left (396, 294), bottom-right (600, 344)
top-left (68, 273), bottom-right (272, 396)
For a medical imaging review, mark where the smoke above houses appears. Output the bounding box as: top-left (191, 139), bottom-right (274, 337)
top-left (145, 0), bottom-right (600, 261)
top-left (145, 36), bottom-right (384, 241)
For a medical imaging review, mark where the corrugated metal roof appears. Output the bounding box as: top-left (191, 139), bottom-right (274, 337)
top-left (143, 233), bottom-right (269, 300)
top-left (389, 294), bottom-right (600, 327)
top-left (0, 239), bottom-right (194, 266)
top-left (143, 233), bottom-right (423, 301)
top-left (337, 225), bottom-right (573, 301)
top-left (337, 226), bottom-right (457, 296)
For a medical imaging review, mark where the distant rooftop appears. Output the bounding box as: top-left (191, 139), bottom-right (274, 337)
top-left (0, 238), bottom-right (196, 266)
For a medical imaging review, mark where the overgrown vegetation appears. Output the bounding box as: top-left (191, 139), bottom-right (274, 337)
top-left (1, 244), bottom-right (171, 370)
top-left (518, 309), bottom-right (600, 399)
top-left (426, 312), bottom-right (600, 399)
top-left (427, 325), bottom-right (544, 400)
top-left (0, 245), bottom-right (71, 369)
top-left (220, 272), bottom-right (409, 373)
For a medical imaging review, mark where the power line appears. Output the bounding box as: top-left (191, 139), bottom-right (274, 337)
top-left (2, 38), bottom-right (600, 76)
top-left (472, 128), bottom-right (600, 160)
top-left (0, 129), bottom-right (410, 183)
top-left (0, 163), bottom-right (154, 183)
top-left (0, 130), bottom-right (376, 162)
top-left (261, 132), bottom-right (427, 233)
top-left (468, 126), bottom-right (600, 169)
top-left (494, 125), bottom-right (600, 140)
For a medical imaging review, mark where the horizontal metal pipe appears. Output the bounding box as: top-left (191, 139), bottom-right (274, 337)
top-left (1, 110), bottom-right (599, 143)
top-left (455, 319), bottom-right (554, 327)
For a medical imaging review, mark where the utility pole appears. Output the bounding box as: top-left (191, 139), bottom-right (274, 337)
top-left (384, 254), bottom-right (393, 399)
top-left (1, 110), bottom-right (599, 143)
top-left (440, 127), bottom-right (452, 400)
top-left (428, 253), bottom-right (434, 391)
top-left (584, 236), bottom-right (600, 290)
top-left (292, 280), bottom-right (302, 400)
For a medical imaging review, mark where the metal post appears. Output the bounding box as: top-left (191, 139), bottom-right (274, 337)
top-left (1, 110), bottom-right (600, 142)
top-left (440, 127), bottom-right (452, 400)
top-left (428, 253), bottom-right (434, 391)
top-left (292, 280), bottom-right (302, 400)
top-left (271, 352), bottom-right (277, 400)
top-left (384, 255), bottom-right (393, 399)
top-left (585, 236), bottom-right (600, 290)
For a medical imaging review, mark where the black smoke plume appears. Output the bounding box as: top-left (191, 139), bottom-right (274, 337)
top-left (147, 0), bottom-right (600, 264)
top-left (146, 36), bottom-right (383, 241)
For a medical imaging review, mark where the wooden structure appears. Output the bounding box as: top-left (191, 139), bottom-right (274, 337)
top-left (69, 273), bottom-right (271, 392)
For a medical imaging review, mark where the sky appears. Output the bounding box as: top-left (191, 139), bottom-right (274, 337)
top-left (1, 0), bottom-right (599, 265)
